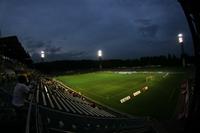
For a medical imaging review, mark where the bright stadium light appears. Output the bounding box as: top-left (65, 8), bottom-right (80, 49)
top-left (97, 50), bottom-right (103, 70)
top-left (41, 50), bottom-right (45, 62)
top-left (41, 50), bottom-right (45, 58)
top-left (97, 50), bottom-right (102, 57)
top-left (178, 33), bottom-right (183, 37)
top-left (178, 33), bottom-right (183, 44)
top-left (177, 33), bottom-right (185, 67)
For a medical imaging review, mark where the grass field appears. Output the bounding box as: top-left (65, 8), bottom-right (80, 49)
top-left (55, 69), bottom-right (189, 120)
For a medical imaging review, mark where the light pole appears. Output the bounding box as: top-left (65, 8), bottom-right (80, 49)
top-left (41, 50), bottom-right (45, 62)
top-left (178, 33), bottom-right (186, 67)
top-left (97, 50), bottom-right (102, 70)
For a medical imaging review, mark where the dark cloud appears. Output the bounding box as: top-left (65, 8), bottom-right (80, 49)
top-left (45, 45), bottom-right (61, 54)
top-left (47, 51), bottom-right (89, 61)
top-left (26, 41), bottom-right (46, 49)
top-left (22, 39), bottom-right (62, 56)
top-left (135, 19), bottom-right (152, 26)
top-left (138, 24), bottom-right (159, 38)
top-left (0, 0), bottom-right (193, 61)
top-left (60, 51), bottom-right (89, 59)
top-left (31, 50), bottom-right (89, 62)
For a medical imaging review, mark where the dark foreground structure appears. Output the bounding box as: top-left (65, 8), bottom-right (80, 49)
top-left (178, 0), bottom-right (200, 132)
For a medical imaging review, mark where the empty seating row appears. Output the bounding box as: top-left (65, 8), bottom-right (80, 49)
top-left (35, 79), bottom-right (115, 118)
top-left (38, 107), bottom-right (151, 133)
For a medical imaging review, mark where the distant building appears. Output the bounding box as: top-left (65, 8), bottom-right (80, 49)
top-left (0, 36), bottom-right (32, 65)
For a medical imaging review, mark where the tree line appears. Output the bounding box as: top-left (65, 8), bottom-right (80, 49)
top-left (34, 54), bottom-right (194, 74)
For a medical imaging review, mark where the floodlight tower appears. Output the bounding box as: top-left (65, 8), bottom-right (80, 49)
top-left (178, 33), bottom-right (186, 67)
top-left (41, 50), bottom-right (45, 62)
top-left (97, 50), bottom-right (102, 70)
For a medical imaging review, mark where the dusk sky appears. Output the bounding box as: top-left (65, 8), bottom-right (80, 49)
top-left (0, 0), bottom-right (194, 62)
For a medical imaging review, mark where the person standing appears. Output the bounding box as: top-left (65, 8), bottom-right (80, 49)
top-left (12, 75), bottom-right (32, 120)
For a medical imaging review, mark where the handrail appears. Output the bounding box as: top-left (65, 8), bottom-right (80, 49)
top-left (35, 80), bottom-right (45, 133)
top-left (35, 102), bottom-right (39, 133)
top-left (38, 105), bottom-right (145, 121)
top-left (25, 89), bottom-right (35, 133)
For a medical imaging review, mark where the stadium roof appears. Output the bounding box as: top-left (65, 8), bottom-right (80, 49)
top-left (0, 36), bottom-right (32, 65)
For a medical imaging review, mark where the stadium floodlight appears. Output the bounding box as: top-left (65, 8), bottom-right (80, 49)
top-left (177, 33), bottom-right (185, 67)
top-left (41, 50), bottom-right (45, 58)
top-left (41, 50), bottom-right (45, 62)
top-left (97, 50), bottom-right (103, 70)
top-left (97, 50), bottom-right (102, 57)
top-left (178, 33), bottom-right (183, 44)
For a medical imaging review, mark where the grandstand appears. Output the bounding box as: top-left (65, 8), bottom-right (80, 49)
top-left (0, 69), bottom-right (155, 133)
top-left (0, 36), bottom-right (156, 133)
top-left (28, 78), bottom-right (155, 133)
top-left (0, 36), bottom-right (32, 65)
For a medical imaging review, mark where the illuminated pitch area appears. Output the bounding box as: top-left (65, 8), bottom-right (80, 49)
top-left (56, 71), bottom-right (187, 120)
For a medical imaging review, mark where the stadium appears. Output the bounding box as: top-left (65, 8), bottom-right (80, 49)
top-left (0, 0), bottom-right (200, 133)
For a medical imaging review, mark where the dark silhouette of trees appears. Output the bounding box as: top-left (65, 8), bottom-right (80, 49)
top-left (34, 55), bottom-right (194, 74)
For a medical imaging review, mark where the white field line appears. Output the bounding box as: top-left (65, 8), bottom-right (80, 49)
top-left (162, 72), bottom-right (169, 78)
top-left (115, 71), bottom-right (184, 74)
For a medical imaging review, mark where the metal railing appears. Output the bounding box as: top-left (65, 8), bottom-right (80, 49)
top-left (25, 93), bottom-right (34, 133)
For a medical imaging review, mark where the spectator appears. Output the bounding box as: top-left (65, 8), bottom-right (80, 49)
top-left (12, 75), bottom-right (32, 120)
top-left (91, 102), bottom-right (96, 108)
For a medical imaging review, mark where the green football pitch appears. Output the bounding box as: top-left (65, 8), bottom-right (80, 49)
top-left (55, 70), bottom-right (188, 120)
